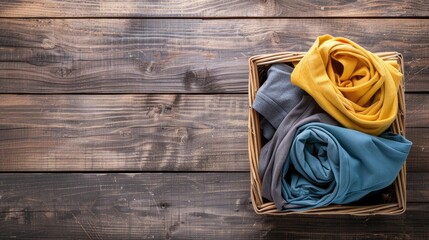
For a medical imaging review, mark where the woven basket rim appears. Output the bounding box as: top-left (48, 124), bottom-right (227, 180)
top-left (248, 51), bottom-right (406, 216)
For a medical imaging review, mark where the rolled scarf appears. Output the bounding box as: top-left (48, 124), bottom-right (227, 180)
top-left (282, 123), bottom-right (412, 211)
top-left (291, 34), bottom-right (402, 135)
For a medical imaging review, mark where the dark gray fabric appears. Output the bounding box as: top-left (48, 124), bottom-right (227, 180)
top-left (258, 95), bottom-right (339, 209)
top-left (252, 63), bottom-right (305, 140)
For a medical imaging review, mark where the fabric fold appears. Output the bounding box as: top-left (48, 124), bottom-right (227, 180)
top-left (281, 123), bottom-right (412, 211)
top-left (253, 63), bottom-right (305, 140)
top-left (258, 95), bottom-right (340, 209)
top-left (291, 34), bottom-right (402, 135)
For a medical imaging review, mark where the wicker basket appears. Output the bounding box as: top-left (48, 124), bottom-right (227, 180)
top-left (248, 52), bottom-right (406, 216)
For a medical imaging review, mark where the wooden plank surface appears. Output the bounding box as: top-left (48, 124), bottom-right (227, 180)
top-left (406, 93), bottom-right (429, 128)
top-left (0, 94), bottom-right (247, 171)
top-left (0, 94), bottom-right (426, 172)
top-left (0, 0), bottom-right (428, 18)
top-left (0, 18), bottom-right (427, 93)
top-left (0, 1), bottom-right (428, 238)
top-left (0, 173), bottom-right (428, 239)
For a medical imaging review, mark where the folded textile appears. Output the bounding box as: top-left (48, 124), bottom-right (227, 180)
top-left (258, 92), bottom-right (412, 211)
top-left (258, 94), bottom-right (340, 208)
top-left (291, 34), bottom-right (402, 135)
top-left (281, 123), bottom-right (412, 211)
top-left (253, 63), bottom-right (305, 140)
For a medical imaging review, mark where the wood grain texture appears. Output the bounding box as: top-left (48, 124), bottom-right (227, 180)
top-left (0, 173), bottom-right (428, 239)
top-left (406, 94), bottom-right (429, 128)
top-left (0, 1), bottom-right (427, 238)
top-left (0, 0), bottom-right (428, 18)
top-left (0, 94), bottom-right (426, 172)
top-left (406, 128), bottom-right (429, 172)
top-left (0, 18), bottom-right (427, 93)
top-left (0, 94), bottom-right (247, 171)
top-left (408, 172), bottom-right (429, 202)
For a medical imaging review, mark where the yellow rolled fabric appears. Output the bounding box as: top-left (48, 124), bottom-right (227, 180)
top-left (291, 35), bottom-right (402, 135)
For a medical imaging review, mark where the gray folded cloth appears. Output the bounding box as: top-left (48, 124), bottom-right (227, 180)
top-left (252, 63), bottom-right (305, 140)
top-left (258, 95), bottom-right (340, 209)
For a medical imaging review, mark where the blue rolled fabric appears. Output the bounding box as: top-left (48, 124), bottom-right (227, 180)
top-left (258, 95), bottom-right (339, 208)
top-left (281, 122), bottom-right (412, 211)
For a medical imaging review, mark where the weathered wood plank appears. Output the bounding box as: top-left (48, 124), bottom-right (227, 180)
top-left (0, 19), bottom-right (427, 93)
top-left (0, 173), bottom-right (427, 239)
top-left (406, 128), bottom-right (429, 172)
top-left (0, 0), bottom-right (427, 18)
top-left (402, 94), bottom-right (429, 169)
top-left (0, 94), bottom-right (427, 171)
top-left (408, 172), bottom-right (429, 202)
top-left (406, 94), bottom-right (429, 128)
top-left (0, 94), bottom-right (247, 171)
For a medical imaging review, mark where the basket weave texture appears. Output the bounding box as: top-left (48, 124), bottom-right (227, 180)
top-left (248, 52), bottom-right (406, 216)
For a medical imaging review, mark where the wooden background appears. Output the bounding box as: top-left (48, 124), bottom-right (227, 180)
top-left (0, 1), bottom-right (428, 239)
